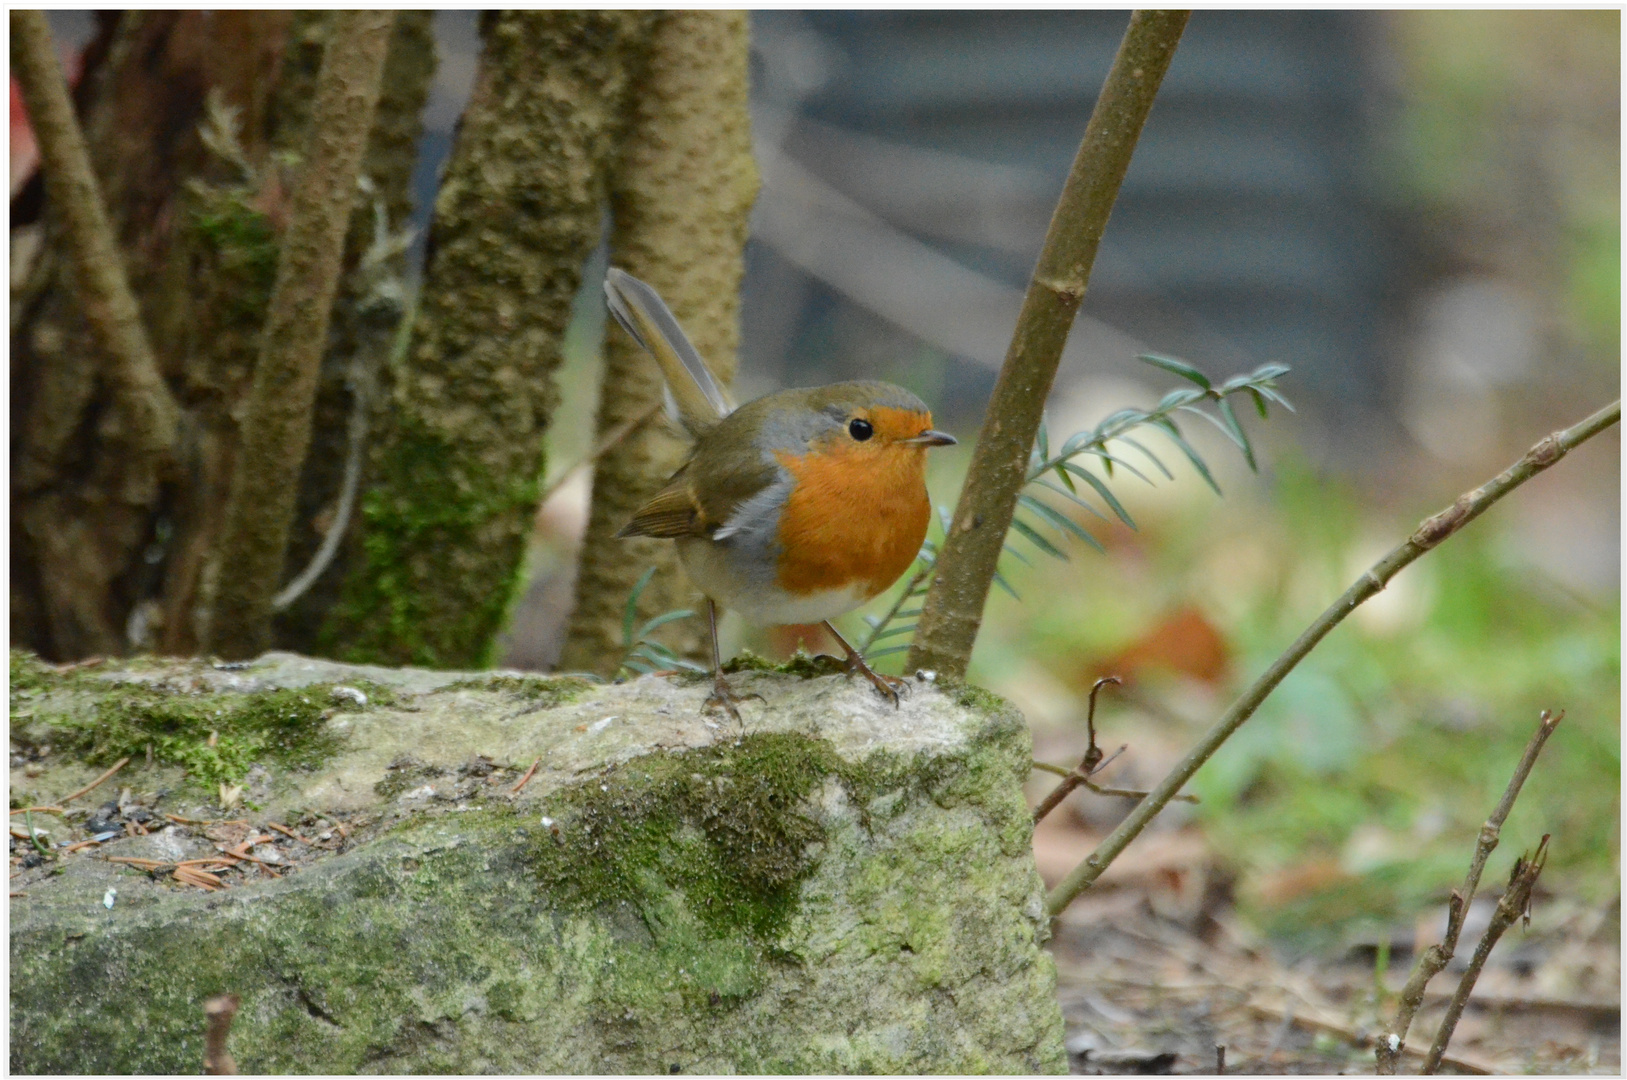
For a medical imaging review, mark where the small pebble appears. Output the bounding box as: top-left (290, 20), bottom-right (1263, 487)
top-left (102, 888), bottom-right (117, 910)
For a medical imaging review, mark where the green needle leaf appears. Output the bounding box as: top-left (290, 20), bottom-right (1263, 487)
top-left (1020, 492), bottom-right (1101, 546)
top-left (1152, 417), bottom-right (1221, 495)
top-left (1217, 396), bottom-right (1257, 471)
top-left (1139, 353), bottom-right (1212, 389)
top-left (1156, 387), bottom-right (1207, 413)
top-left (623, 566), bottom-right (658, 648)
top-left (633, 608), bottom-right (695, 642)
top-left (1033, 477), bottom-right (1111, 522)
top-left (1117, 435), bottom-right (1175, 480)
top-left (1084, 447), bottom-right (1153, 485)
top-left (1060, 462), bottom-right (1137, 529)
top-left (991, 569), bottom-right (1020, 601)
top-left (1249, 386), bottom-right (1270, 419)
top-left (1011, 515), bottom-right (1068, 560)
top-left (1002, 540), bottom-right (1037, 567)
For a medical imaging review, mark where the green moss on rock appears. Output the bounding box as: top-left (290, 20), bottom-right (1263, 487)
top-left (10, 648), bottom-right (59, 694)
top-left (532, 732), bottom-right (842, 941)
top-left (24, 680), bottom-right (354, 789)
top-left (10, 661), bottom-right (1065, 1074)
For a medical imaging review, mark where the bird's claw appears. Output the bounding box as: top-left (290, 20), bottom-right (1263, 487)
top-left (844, 654), bottom-right (909, 708)
top-left (703, 673), bottom-right (763, 730)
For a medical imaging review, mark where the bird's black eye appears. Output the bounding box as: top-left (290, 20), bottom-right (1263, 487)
top-left (848, 418), bottom-right (874, 441)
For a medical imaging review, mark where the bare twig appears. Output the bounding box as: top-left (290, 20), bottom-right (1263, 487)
top-left (1046, 399), bottom-right (1619, 917)
top-left (203, 993), bottom-right (241, 1074)
top-left (265, 822), bottom-right (311, 844)
top-left (1239, 1001), bottom-right (1493, 1075)
top-left (537, 401), bottom-right (664, 508)
top-left (1034, 677), bottom-right (1116, 821)
top-left (1376, 710), bottom-right (1564, 1073)
top-left (62, 756), bottom-right (130, 804)
top-left (1422, 836), bottom-right (1551, 1074)
top-left (208, 11), bottom-right (395, 658)
top-left (270, 356), bottom-right (373, 613)
top-left (1033, 678), bottom-right (1200, 824)
top-left (174, 865), bottom-right (226, 891)
top-left (1215, 1044), bottom-right (1225, 1073)
top-left (857, 563), bottom-right (930, 653)
top-left (908, 10), bottom-right (1191, 679)
top-left (9, 10), bottom-right (180, 460)
top-left (9, 806), bottom-right (66, 816)
top-left (511, 758), bottom-right (542, 794)
top-left (59, 838), bottom-right (106, 854)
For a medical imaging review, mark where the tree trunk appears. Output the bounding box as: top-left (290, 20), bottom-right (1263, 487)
top-left (206, 10), bottom-right (395, 660)
top-left (321, 11), bottom-right (656, 668)
top-left (558, 11), bottom-right (759, 678)
top-left (11, 12), bottom-right (296, 661)
top-left (272, 11), bottom-right (437, 654)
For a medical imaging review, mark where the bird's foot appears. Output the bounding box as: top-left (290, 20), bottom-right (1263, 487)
top-left (703, 671), bottom-right (763, 731)
top-left (844, 651), bottom-right (909, 708)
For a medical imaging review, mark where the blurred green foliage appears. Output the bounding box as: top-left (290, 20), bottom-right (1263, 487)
top-left (1389, 10), bottom-right (1620, 361)
top-left (961, 449), bottom-right (1616, 948)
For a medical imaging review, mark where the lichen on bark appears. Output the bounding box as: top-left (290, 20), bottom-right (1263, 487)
top-left (323, 11), bottom-right (658, 669)
top-left (559, 11), bottom-right (761, 677)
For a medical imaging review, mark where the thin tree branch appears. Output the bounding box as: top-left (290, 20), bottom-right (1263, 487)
top-left (1033, 677), bottom-right (1118, 821)
top-left (61, 756), bottom-right (131, 805)
top-left (908, 10), bottom-right (1190, 680)
top-left (1045, 399), bottom-right (1620, 917)
top-left (1375, 710), bottom-right (1564, 1074)
top-left (857, 563), bottom-right (930, 653)
top-left (208, 11), bottom-right (395, 658)
top-left (1421, 836), bottom-right (1550, 1074)
top-left (536, 401), bottom-right (663, 509)
top-left (10, 9), bottom-right (179, 460)
top-left (271, 354), bottom-right (372, 613)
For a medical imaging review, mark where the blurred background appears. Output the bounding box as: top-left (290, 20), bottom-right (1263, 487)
top-left (27, 9), bottom-right (1619, 1038)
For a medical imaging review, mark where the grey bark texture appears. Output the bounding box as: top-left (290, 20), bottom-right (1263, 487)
top-left (559, 11), bottom-right (760, 677)
top-left (323, 11), bottom-right (657, 669)
top-left (208, 11), bottom-right (395, 660)
top-left (10, 653), bottom-right (1065, 1073)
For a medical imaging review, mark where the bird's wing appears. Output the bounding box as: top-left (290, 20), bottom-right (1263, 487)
top-left (604, 269), bottom-right (733, 436)
top-left (616, 469), bottom-right (710, 539)
top-left (618, 444), bottom-right (783, 541)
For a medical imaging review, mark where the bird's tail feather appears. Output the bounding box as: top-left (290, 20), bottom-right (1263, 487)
top-left (604, 268), bottom-right (733, 433)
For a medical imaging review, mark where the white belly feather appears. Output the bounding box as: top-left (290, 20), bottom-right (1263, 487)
top-left (677, 537), bottom-right (873, 626)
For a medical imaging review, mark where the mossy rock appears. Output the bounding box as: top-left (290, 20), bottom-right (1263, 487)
top-left (9, 652), bottom-right (1065, 1073)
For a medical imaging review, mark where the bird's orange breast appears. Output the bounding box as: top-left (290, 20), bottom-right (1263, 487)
top-left (772, 423), bottom-right (932, 599)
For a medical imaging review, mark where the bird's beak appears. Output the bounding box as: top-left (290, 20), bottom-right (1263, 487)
top-left (902, 430), bottom-right (957, 447)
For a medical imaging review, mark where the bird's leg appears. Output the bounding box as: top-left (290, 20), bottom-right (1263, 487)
top-left (821, 621), bottom-right (908, 708)
top-left (702, 599), bottom-right (759, 729)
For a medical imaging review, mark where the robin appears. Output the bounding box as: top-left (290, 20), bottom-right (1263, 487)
top-left (605, 268), bottom-right (957, 719)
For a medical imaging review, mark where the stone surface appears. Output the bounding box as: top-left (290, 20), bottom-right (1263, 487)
top-left (10, 652), bottom-right (1065, 1073)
